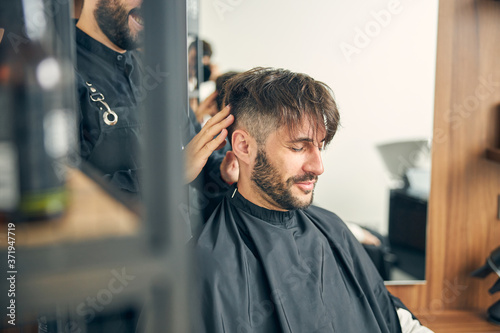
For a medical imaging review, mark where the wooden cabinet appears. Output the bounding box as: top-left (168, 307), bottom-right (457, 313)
top-left (386, 0), bottom-right (500, 331)
top-left (415, 310), bottom-right (500, 332)
top-left (487, 148), bottom-right (500, 163)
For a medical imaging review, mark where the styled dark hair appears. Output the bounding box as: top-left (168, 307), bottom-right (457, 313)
top-left (224, 67), bottom-right (340, 146)
top-left (188, 40), bottom-right (213, 58)
top-left (215, 71), bottom-right (240, 111)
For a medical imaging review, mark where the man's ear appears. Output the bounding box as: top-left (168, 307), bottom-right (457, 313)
top-left (231, 129), bottom-right (253, 165)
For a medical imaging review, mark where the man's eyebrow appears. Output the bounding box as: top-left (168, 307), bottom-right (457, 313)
top-left (288, 138), bottom-right (314, 143)
top-left (287, 137), bottom-right (327, 144)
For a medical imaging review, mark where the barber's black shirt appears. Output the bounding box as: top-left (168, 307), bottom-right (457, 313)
top-left (75, 27), bottom-right (143, 193)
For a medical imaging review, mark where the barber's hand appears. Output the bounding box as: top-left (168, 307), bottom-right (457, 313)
top-left (195, 90), bottom-right (219, 123)
top-left (220, 150), bottom-right (239, 185)
top-left (185, 105), bottom-right (234, 184)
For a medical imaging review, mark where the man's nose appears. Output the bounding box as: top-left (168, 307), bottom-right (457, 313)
top-left (304, 148), bottom-right (324, 176)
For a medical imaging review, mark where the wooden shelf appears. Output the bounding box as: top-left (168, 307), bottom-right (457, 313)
top-left (486, 148), bottom-right (500, 163)
top-left (414, 310), bottom-right (500, 333)
top-left (0, 168), bottom-right (140, 248)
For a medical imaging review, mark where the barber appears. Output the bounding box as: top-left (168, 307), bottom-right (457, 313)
top-left (75, 0), bottom-right (236, 200)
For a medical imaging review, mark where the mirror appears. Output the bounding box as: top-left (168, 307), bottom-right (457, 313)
top-left (199, 0), bottom-right (439, 283)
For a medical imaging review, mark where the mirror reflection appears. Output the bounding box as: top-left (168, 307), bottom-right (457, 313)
top-left (199, 0), bottom-right (438, 282)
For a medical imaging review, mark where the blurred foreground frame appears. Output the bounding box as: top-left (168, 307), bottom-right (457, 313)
top-left (0, 0), bottom-right (193, 332)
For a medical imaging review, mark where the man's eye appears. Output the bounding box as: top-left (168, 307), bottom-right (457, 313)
top-left (292, 147), bottom-right (304, 152)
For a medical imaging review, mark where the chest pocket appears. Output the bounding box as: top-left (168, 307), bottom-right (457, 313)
top-left (85, 83), bottom-right (143, 175)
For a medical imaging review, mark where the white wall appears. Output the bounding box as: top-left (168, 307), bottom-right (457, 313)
top-left (200, 0), bottom-right (439, 234)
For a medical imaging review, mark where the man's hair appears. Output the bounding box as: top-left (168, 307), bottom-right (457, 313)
top-left (224, 67), bottom-right (340, 147)
top-left (215, 71), bottom-right (240, 111)
top-left (202, 40), bottom-right (213, 58)
top-left (188, 40), bottom-right (213, 58)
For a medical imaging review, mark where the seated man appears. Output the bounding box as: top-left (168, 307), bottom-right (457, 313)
top-left (193, 68), bottom-right (432, 332)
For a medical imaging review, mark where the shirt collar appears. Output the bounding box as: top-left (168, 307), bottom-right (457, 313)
top-left (76, 25), bottom-right (132, 65)
top-left (228, 186), bottom-right (297, 226)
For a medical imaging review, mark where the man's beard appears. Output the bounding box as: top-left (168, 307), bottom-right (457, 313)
top-left (94, 0), bottom-right (142, 51)
top-left (251, 148), bottom-right (317, 210)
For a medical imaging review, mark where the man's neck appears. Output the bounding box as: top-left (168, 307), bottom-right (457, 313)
top-left (76, 15), bottom-right (126, 54)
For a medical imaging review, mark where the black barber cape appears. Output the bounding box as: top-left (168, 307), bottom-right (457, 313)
top-left (194, 187), bottom-right (406, 333)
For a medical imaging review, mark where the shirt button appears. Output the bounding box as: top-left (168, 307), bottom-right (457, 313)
top-left (117, 55), bottom-right (123, 61)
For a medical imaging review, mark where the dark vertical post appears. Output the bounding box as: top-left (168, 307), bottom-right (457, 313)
top-left (142, 0), bottom-right (191, 331)
top-left (142, 0), bottom-right (188, 251)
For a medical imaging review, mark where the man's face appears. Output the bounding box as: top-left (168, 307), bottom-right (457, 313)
top-left (94, 0), bottom-right (143, 51)
top-left (250, 120), bottom-right (325, 211)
